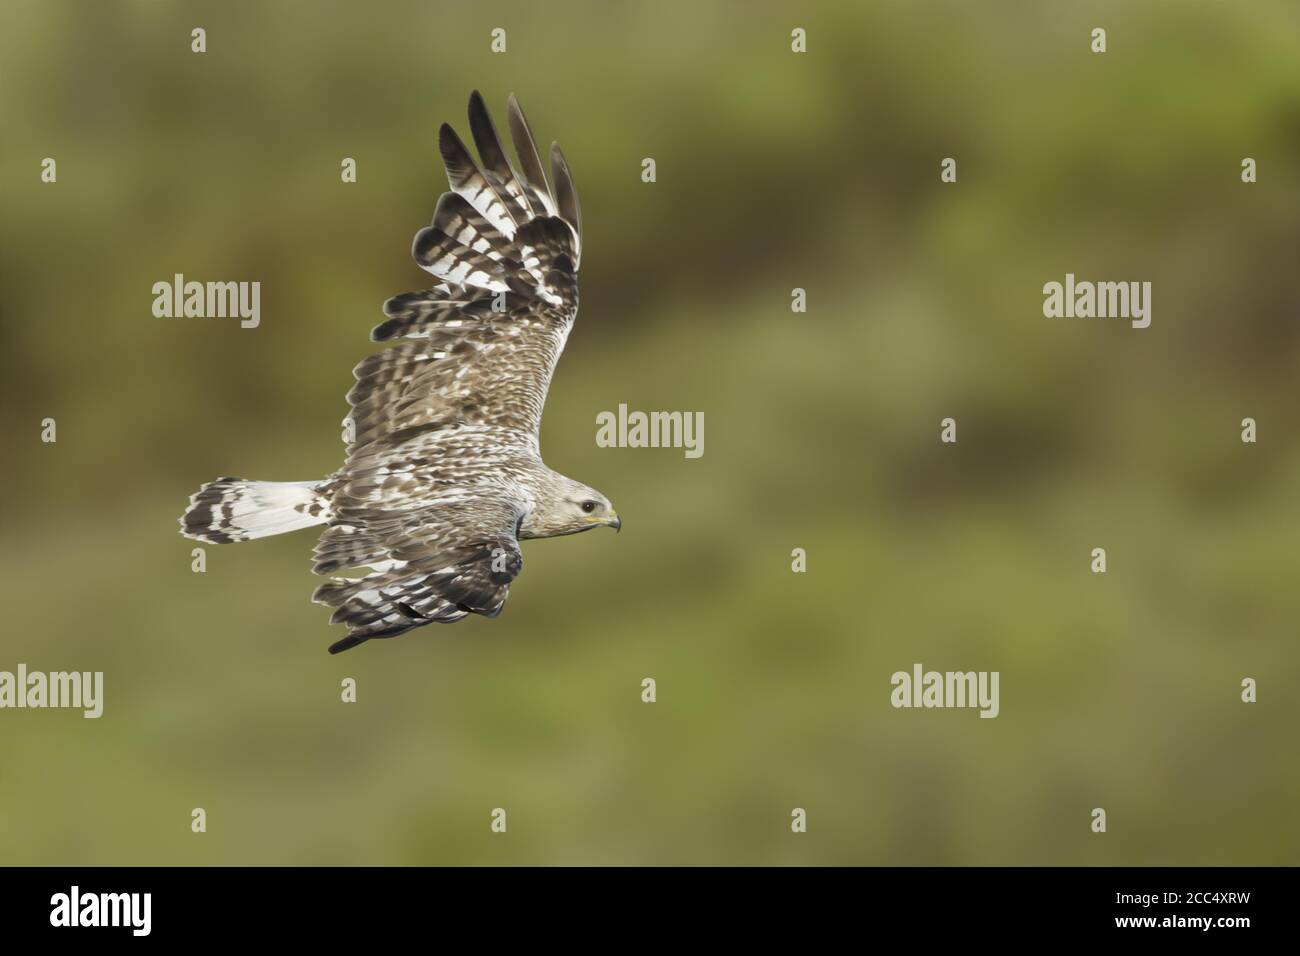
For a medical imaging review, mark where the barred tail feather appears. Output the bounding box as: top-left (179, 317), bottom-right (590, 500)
top-left (180, 478), bottom-right (331, 543)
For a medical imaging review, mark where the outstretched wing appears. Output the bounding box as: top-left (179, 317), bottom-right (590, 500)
top-left (344, 91), bottom-right (582, 459)
top-left (311, 492), bottom-right (525, 654)
top-left (316, 92), bottom-right (581, 652)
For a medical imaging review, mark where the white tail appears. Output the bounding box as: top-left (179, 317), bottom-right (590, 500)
top-left (180, 478), bottom-right (330, 544)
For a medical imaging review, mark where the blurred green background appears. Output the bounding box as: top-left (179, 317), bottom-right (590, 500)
top-left (2, 0), bottom-right (1299, 865)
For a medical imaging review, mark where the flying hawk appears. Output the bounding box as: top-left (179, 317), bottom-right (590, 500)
top-left (180, 91), bottom-right (620, 654)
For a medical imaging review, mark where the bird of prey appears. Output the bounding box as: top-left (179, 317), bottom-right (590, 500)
top-left (180, 91), bottom-right (620, 654)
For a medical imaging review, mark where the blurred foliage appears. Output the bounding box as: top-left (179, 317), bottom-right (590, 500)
top-left (1, 0), bottom-right (1299, 865)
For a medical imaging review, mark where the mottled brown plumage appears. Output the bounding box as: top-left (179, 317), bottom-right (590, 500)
top-left (181, 92), bottom-right (619, 653)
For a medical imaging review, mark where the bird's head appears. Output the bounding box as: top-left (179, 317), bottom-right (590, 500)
top-left (525, 476), bottom-right (620, 538)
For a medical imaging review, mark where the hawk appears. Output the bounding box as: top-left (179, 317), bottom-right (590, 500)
top-left (180, 91), bottom-right (620, 654)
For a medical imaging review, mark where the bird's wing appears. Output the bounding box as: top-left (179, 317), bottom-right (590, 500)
top-left (343, 90), bottom-right (582, 460)
top-left (315, 91), bottom-right (582, 652)
top-left (312, 490), bottom-right (525, 653)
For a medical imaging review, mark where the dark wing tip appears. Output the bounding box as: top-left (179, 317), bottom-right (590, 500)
top-left (536, 140), bottom-right (581, 268)
top-left (437, 121), bottom-right (458, 151)
top-left (467, 90), bottom-right (491, 133)
top-left (505, 94), bottom-right (550, 193)
top-left (328, 635), bottom-right (368, 654)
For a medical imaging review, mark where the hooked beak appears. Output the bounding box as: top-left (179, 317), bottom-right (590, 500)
top-left (608, 512), bottom-right (621, 533)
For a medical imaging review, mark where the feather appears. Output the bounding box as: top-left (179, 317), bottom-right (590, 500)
top-left (431, 192), bottom-right (514, 261)
top-left (371, 285), bottom-right (469, 342)
top-left (411, 224), bottom-right (515, 291)
top-left (180, 478), bottom-right (330, 543)
top-left (550, 142), bottom-right (582, 267)
top-left (311, 500), bottom-right (524, 652)
top-left (438, 122), bottom-right (519, 237)
top-left (506, 93), bottom-right (557, 217)
top-left (468, 89), bottom-right (536, 223)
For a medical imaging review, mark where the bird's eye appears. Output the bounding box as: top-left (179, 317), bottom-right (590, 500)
top-left (580, 501), bottom-right (596, 513)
